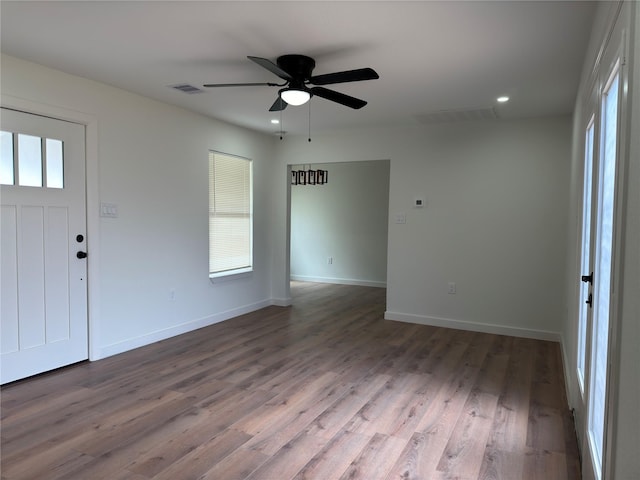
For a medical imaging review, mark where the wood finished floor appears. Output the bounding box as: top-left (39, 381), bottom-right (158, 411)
top-left (0, 282), bottom-right (580, 480)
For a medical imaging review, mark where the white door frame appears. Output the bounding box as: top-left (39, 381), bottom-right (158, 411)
top-left (1, 94), bottom-right (101, 361)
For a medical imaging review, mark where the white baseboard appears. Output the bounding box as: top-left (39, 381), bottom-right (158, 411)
top-left (290, 274), bottom-right (386, 288)
top-left (384, 310), bottom-right (561, 343)
top-left (559, 333), bottom-right (578, 410)
top-left (96, 298), bottom-right (276, 359)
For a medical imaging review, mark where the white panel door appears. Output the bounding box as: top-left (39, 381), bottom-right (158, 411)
top-left (1, 108), bottom-right (88, 384)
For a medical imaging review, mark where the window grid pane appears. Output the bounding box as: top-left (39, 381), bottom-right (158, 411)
top-left (45, 138), bottom-right (64, 189)
top-left (18, 134), bottom-right (43, 187)
top-left (0, 131), bottom-right (14, 185)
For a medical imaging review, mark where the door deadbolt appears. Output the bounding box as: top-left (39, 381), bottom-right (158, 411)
top-left (581, 272), bottom-right (593, 284)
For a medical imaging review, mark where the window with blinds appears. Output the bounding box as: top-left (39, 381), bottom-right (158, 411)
top-left (209, 151), bottom-right (253, 277)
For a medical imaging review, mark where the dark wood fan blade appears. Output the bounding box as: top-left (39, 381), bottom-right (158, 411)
top-left (309, 68), bottom-right (379, 86)
top-left (269, 96), bottom-right (288, 112)
top-left (310, 87), bottom-right (367, 109)
top-left (203, 82), bottom-right (280, 88)
top-left (248, 56), bottom-right (292, 81)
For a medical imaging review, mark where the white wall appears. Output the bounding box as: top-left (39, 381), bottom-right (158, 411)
top-left (275, 117), bottom-right (572, 340)
top-left (1, 54), bottom-right (278, 359)
top-left (290, 160), bottom-right (389, 287)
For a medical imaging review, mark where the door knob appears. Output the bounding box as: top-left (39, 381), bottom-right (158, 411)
top-left (581, 272), bottom-right (593, 284)
top-left (76, 251), bottom-right (87, 259)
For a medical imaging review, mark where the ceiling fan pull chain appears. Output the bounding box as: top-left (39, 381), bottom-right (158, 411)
top-left (308, 100), bottom-right (312, 143)
top-left (280, 109), bottom-right (284, 140)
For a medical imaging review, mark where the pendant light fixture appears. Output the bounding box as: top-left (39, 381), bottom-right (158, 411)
top-left (291, 166), bottom-right (328, 185)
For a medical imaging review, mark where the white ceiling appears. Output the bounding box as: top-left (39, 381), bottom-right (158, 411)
top-left (1, 1), bottom-right (596, 135)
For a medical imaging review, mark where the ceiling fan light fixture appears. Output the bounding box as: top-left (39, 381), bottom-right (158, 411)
top-left (280, 88), bottom-right (311, 106)
top-left (205, 55), bottom-right (378, 111)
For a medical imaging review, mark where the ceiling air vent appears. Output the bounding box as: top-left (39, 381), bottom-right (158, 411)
top-left (169, 84), bottom-right (205, 94)
top-left (416, 107), bottom-right (498, 124)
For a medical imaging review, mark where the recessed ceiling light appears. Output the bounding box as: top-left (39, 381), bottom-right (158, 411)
top-left (497, 96), bottom-right (510, 103)
top-left (271, 119), bottom-right (280, 124)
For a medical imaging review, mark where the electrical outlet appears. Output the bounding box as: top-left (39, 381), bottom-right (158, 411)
top-left (327, 256), bottom-right (333, 265)
top-left (169, 289), bottom-right (176, 301)
top-left (448, 282), bottom-right (456, 294)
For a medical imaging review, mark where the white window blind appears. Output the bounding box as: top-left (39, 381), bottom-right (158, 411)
top-left (209, 152), bottom-right (252, 277)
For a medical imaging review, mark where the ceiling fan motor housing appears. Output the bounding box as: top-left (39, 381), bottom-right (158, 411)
top-left (277, 55), bottom-right (316, 81)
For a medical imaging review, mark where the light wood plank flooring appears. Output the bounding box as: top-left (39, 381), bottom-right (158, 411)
top-left (0, 282), bottom-right (580, 479)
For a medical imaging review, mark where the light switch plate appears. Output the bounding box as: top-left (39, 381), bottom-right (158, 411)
top-left (101, 203), bottom-right (118, 218)
top-left (395, 213), bottom-right (407, 224)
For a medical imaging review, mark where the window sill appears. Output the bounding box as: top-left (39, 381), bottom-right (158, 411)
top-left (209, 268), bottom-right (253, 283)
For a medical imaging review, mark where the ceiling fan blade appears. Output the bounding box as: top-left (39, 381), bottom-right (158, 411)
top-left (310, 68), bottom-right (379, 86)
top-left (269, 96), bottom-right (288, 112)
top-left (311, 87), bottom-right (367, 109)
top-left (248, 56), bottom-right (292, 81)
top-left (203, 82), bottom-right (281, 88)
